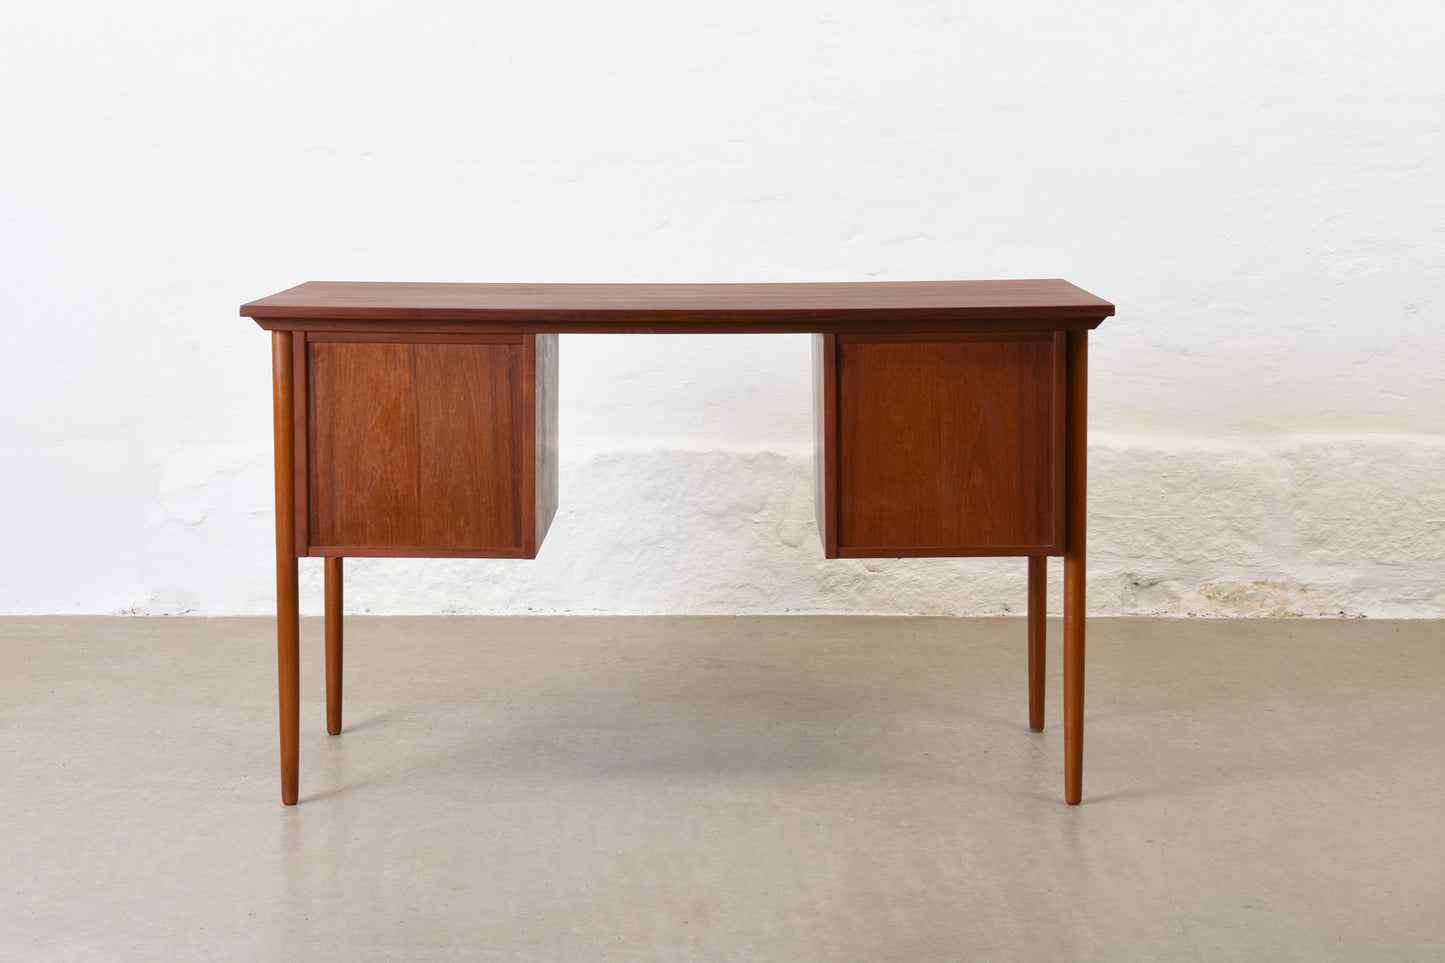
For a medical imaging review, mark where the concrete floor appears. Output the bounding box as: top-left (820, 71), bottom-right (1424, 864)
top-left (1, 616), bottom-right (1441, 961)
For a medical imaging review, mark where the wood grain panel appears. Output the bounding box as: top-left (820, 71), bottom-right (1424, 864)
top-left (412, 342), bottom-right (523, 550)
top-left (833, 334), bottom-right (1061, 556)
top-left (308, 342), bottom-right (421, 547)
top-left (305, 338), bottom-right (539, 556)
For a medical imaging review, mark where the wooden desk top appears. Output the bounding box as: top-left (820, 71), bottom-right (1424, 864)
top-left (242, 280), bottom-right (1113, 334)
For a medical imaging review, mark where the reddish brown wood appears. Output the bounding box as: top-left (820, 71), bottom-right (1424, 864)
top-left (1050, 331), bottom-right (1068, 550)
top-left (243, 279), bottom-right (1113, 334)
top-left (308, 341), bottom-right (423, 547)
top-left (414, 342), bottom-right (524, 548)
top-left (812, 334), bottom-right (839, 558)
top-left (272, 332), bottom-right (300, 806)
top-left (305, 332), bottom-right (524, 344)
top-left (827, 333), bottom-right (1063, 557)
top-left (1063, 330), bottom-right (1088, 805)
top-left (302, 337), bottom-right (552, 557)
top-left (325, 556), bottom-right (343, 736)
top-left (248, 280), bottom-right (1110, 806)
top-left (304, 545), bottom-right (534, 559)
top-left (263, 316), bottom-right (1114, 336)
top-left (292, 334), bottom-right (309, 553)
top-left (515, 336), bottom-right (537, 556)
top-left (1028, 556), bottom-right (1046, 733)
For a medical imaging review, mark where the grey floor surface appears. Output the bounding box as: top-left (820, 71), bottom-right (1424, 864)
top-left (1, 615), bottom-right (1441, 961)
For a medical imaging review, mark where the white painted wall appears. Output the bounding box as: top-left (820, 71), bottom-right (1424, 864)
top-left (2, 0), bottom-right (1441, 616)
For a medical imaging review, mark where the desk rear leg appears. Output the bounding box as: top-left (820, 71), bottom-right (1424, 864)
top-left (325, 557), bottom-right (343, 735)
top-left (1027, 556), bottom-right (1046, 732)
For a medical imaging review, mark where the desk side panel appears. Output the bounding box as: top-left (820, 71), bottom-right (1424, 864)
top-left (831, 333), bottom-right (1064, 557)
top-left (813, 334), bottom-right (839, 557)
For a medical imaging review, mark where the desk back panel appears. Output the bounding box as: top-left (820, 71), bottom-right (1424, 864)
top-left (297, 332), bottom-right (557, 558)
top-left (817, 332), bottom-right (1067, 558)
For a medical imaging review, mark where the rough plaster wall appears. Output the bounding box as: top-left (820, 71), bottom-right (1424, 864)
top-left (1, 1), bottom-right (1442, 616)
top-left (142, 438), bottom-right (1445, 619)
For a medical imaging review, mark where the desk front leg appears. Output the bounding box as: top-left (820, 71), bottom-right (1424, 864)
top-left (273, 332), bottom-right (300, 805)
top-left (1063, 330), bottom-right (1087, 805)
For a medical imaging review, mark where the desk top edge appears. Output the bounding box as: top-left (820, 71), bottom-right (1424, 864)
top-left (242, 280), bottom-right (1113, 328)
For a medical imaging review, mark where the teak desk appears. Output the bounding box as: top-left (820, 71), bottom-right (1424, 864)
top-left (242, 280), bottom-right (1114, 805)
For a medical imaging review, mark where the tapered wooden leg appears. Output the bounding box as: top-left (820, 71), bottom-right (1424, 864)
top-left (1063, 330), bottom-right (1088, 805)
top-left (273, 331), bottom-right (300, 806)
top-left (1027, 556), bottom-right (1046, 733)
top-left (325, 556), bottom-right (343, 735)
